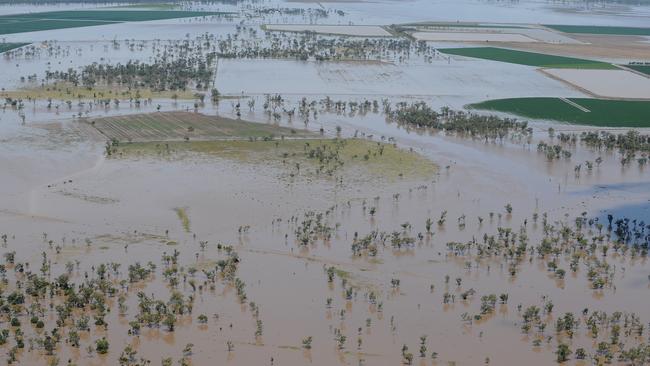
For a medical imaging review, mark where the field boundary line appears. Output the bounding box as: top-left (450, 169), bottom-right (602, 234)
top-left (537, 68), bottom-right (599, 98)
top-left (560, 97), bottom-right (590, 112)
top-left (616, 64), bottom-right (650, 79)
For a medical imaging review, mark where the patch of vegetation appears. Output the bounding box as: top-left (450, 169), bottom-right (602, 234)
top-left (3, 83), bottom-right (197, 102)
top-left (0, 19), bottom-right (119, 35)
top-left (468, 98), bottom-right (650, 127)
top-left (111, 138), bottom-right (437, 181)
top-left (545, 24), bottom-right (650, 36)
top-left (174, 208), bottom-right (191, 233)
top-left (626, 64), bottom-right (650, 76)
top-left (45, 50), bottom-right (217, 92)
top-left (218, 27), bottom-right (432, 61)
top-left (0, 10), bottom-right (226, 35)
top-left (0, 42), bottom-right (29, 53)
top-left (439, 47), bottom-right (616, 69)
top-left (388, 102), bottom-right (532, 140)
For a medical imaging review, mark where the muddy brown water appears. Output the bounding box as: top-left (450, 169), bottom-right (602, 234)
top-left (2, 101), bottom-right (649, 365)
top-left (1, 1), bottom-right (650, 364)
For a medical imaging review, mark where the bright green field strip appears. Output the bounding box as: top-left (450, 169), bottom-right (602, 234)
top-left (0, 10), bottom-right (226, 35)
top-left (0, 10), bottom-right (224, 22)
top-left (0, 42), bottom-right (29, 53)
top-left (468, 98), bottom-right (650, 127)
top-left (626, 65), bottom-right (650, 76)
top-left (0, 19), bottom-right (119, 35)
top-left (439, 47), bottom-right (615, 69)
top-left (545, 24), bottom-right (650, 36)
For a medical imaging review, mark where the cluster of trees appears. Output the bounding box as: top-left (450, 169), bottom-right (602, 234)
top-left (0, 234), bottom-right (252, 364)
top-left (44, 50), bottom-right (216, 92)
top-left (580, 130), bottom-right (650, 153)
top-left (388, 101), bottom-right (532, 141)
top-left (253, 7), bottom-right (335, 18)
top-left (216, 27), bottom-right (433, 62)
top-left (520, 303), bottom-right (650, 364)
top-left (552, 130), bottom-right (649, 167)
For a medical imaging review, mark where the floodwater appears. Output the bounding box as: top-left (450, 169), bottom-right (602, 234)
top-left (264, 24), bottom-right (391, 37)
top-left (543, 68), bottom-right (650, 100)
top-left (2, 1), bottom-right (650, 365)
top-left (412, 31), bottom-right (539, 43)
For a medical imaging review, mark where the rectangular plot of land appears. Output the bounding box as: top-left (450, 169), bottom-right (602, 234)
top-left (413, 31), bottom-right (537, 43)
top-left (468, 97), bottom-right (650, 127)
top-left (440, 47), bottom-right (615, 69)
top-left (0, 10), bottom-right (225, 35)
top-left (545, 24), bottom-right (650, 36)
top-left (0, 42), bottom-right (28, 53)
top-left (89, 111), bottom-right (310, 142)
top-left (543, 69), bottom-right (650, 99)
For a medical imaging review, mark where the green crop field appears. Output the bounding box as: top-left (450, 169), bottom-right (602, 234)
top-left (468, 97), bottom-right (650, 127)
top-left (0, 42), bottom-right (28, 53)
top-left (0, 10), bottom-right (226, 35)
top-left (439, 47), bottom-right (616, 69)
top-left (544, 24), bottom-right (650, 36)
top-left (626, 65), bottom-right (650, 76)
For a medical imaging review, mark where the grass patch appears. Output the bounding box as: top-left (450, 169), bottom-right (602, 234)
top-left (439, 47), bottom-right (615, 69)
top-left (112, 138), bottom-right (437, 182)
top-left (0, 10), bottom-right (226, 35)
top-left (0, 19), bottom-right (120, 35)
top-left (0, 42), bottom-right (29, 53)
top-left (468, 97), bottom-right (650, 127)
top-left (545, 24), bottom-right (650, 36)
top-left (174, 208), bottom-right (191, 233)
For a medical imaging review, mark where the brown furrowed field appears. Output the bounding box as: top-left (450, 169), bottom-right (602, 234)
top-left (86, 111), bottom-right (311, 142)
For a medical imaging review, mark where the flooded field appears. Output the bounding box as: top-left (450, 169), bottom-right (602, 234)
top-left (409, 26), bottom-right (582, 44)
top-left (1, 1), bottom-right (650, 366)
top-left (542, 68), bottom-right (650, 99)
top-left (412, 31), bottom-right (538, 43)
top-left (264, 24), bottom-right (391, 37)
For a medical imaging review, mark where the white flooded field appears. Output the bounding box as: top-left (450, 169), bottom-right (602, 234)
top-left (215, 57), bottom-right (584, 106)
top-left (264, 24), bottom-right (391, 36)
top-left (412, 31), bottom-right (538, 43)
top-left (543, 68), bottom-right (650, 99)
top-left (410, 26), bottom-right (583, 44)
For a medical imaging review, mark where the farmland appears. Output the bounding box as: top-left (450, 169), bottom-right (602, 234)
top-left (439, 47), bottom-right (616, 69)
top-left (401, 22), bottom-right (528, 29)
top-left (0, 42), bottom-right (28, 53)
top-left (88, 111), bottom-right (313, 142)
top-left (627, 64), bottom-right (650, 76)
top-left (541, 69), bottom-right (650, 99)
top-left (544, 24), bottom-right (650, 36)
top-left (468, 97), bottom-right (650, 127)
top-left (413, 32), bottom-right (536, 42)
top-left (0, 10), bottom-right (225, 35)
